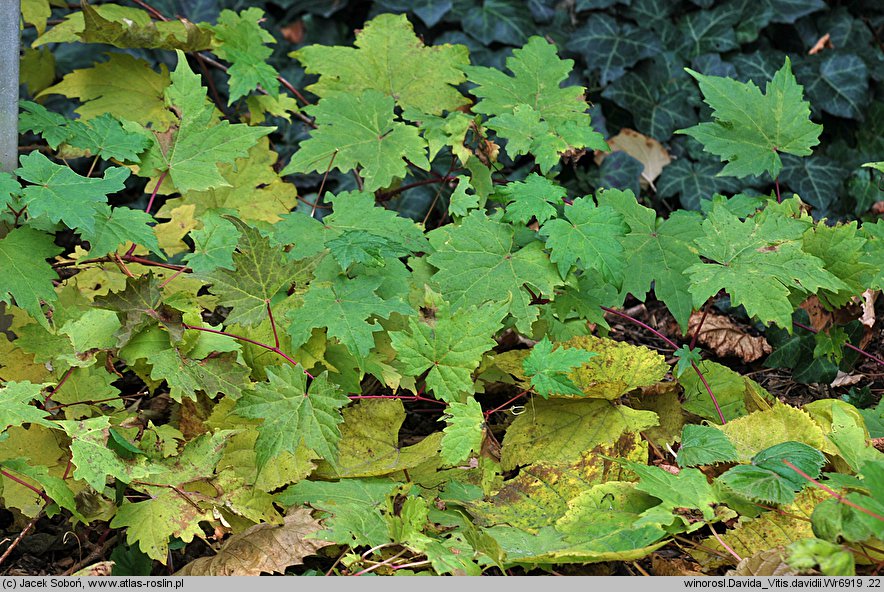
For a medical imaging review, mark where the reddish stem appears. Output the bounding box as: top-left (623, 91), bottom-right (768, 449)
top-left (484, 389), bottom-right (531, 419)
top-left (125, 171), bottom-right (167, 257)
top-left (689, 302), bottom-right (711, 351)
top-left (0, 469), bottom-right (50, 503)
top-left (783, 460), bottom-right (884, 523)
top-left (182, 323), bottom-right (313, 379)
top-left (347, 394), bottom-right (446, 406)
top-left (774, 178), bottom-right (782, 203)
top-left (376, 175), bottom-right (459, 202)
top-left (793, 321), bottom-right (884, 368)
top-left (601, 305), bottom-right (725, 424)
top-left (266, 300), bottom-right (281, 350)
top-left (43, 365), bottom-right (75, 407)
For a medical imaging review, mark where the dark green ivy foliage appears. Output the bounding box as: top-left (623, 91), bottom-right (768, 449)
top-left (41, 0), bottom-right (875, 220)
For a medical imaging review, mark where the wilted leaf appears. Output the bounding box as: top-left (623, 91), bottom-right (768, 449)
top-left (595, 128), bottom-right (671, 188)
top-left (688, 312), bottom-right (772, 363)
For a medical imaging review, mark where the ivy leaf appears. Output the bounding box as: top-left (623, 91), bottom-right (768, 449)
top-left (522, 337), bottom-right (596, 398)
top-left (567, 13), bottom-right (660, 85)
top-left (38, 54), bottom-right (176, 132)
top-left (82, 204), bottom-right (162, 259)
top-left (139, 51), bottom-right (272, 193)
top-left (466, 37), bottom-right (607, 173)
top-left (0, 227), bottom-right (61, 327)
top-left (677, 57), bottom-right (822, 178)
top-left (234, 367), bottom-right (349, 471)
top-left (459, 0), bottom-right (532, 46)
top-left (687, 204), bottom-right (847, 329)
top-left (676, 424), bottom-right (738, 467)
top-left (111, 490), bottom-right (211, 563)
top-left (539, 195), bottom-right (627, 283)
top-left (673, 3), bottom-right (742, 57)
top-left (288, 273), bottom-right (412, 361)
top-left (673, 345), bottom-right (702, 378)
top-left (496, 173), bottom-right (566, 225)
top-left (797, 53), bottom-right (869, 120)
top-left (779, 154), bottom-right (848, 214)
top-left (389, 298), bottom-right (506, 403)
top-left (283, 90), bottom-right (429, 192)
top-left (204, 218), bottom-right (309, 327)
top-left (440, 398), bottom-right (485, 465)
top-left (718, 442), bottom-right (825, 504)
top-left (657, 158), bottom-right (742, 211)
top-left (0, 382), bottom-right (54, 432)
top-left (427, 210), bottom-right (562, 333)
top-left (210, 8), bottom-right (279, 103)
top-left (293, 13), bottom-right (468, 115)
top-left (16, 151), bottom-right (129, 234)
top-left (596, 188), bottom-right (702, 332)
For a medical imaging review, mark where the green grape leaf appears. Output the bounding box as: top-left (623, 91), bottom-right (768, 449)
top-left (325, 230), bottom-right (408, 271)
top-left (282, 90), bottom-right (429, 192)
top-left (427, 210), bottom-right (562, 333)
top-left (93, 274), bottom-right (184, 346)
top-left (677, 57), bottom-right (822, 178)
top-left (466, 37), bottom-right (607, 173)
top-left (57, 416), bottom-right (150, 491)
top-left (82, 204), bottom-right (162, 258)
top-left (496, 173), bottom-right (566, 225)
top-left (210, 8), bottom-right (280, 103)
top-left (277, 478), bottom-right (398, 548)
top-left (16, 151), bottom-right (129, 234)
top-left (673, 345), bottom-right (702, 379)
top-left (718, 441), bottom-right (825, 504)
top-left (522, 337), bottom-right (596, 398)
top-left (677, 424), bottom-right (739, 467)
top-left (596, 189), bottom-right (702, 331)
top-left (139, 51), bottom-right (272, 193)
top-left (564, 335), bottom-right (669, 400)
top-left (787, 538), bottom-right (855, 577)
top-left (389, 299), bottom-right (506, 403)
top-left (0, 458), bottom-right (84, 522)
top-left (567, 13), bottom-right (660, 85)
top-left (19, 100), bottom-right (70, 149)
top-left (111, 490), bottom-right (212, 563)
top-left (440, 397), bottom-right (485, 465)
top-left (687, 204), bottom-right (847, 328)
top-left (147, 349), bottom-right (251, 403)
top-left (234, 367), bottom-right (349, 472)
top-left (801, 221), bottom-right (875, 309)
top-left (203, 218), bottom-right (309, 327)
top-left (294, 13), bottom-right (468, 115)
top-left (38, 54), bottom-right (176, 132)
top-left (628, 463), bottom-right (719, 527)
top-left (288, 273), bottom-right (412, 361)
top-left (182, 210), bottom-right (240, 274)
top-left (272, 191), bottom-right (427, 262)
top-left (0, 227), bottom-right (61, 327)
top-left (539, 195), bottom-right (627, 282)
top-left (65, 113), bottom-right (151, 163)
top-left (0, 382), bottom-right (54, 432)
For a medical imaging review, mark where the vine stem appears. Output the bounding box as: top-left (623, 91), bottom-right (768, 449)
top-left (377, 175), bottom-right (460, 202)
top-left (347, 394), bottom-right (445, 406)
top-left (125, 170), bottom-right (167, 257)
top-left (775, 178), bottom-right (782, 203)
top-left (783, 460), bottom-right (884, 523)
top-left (181, 323), bottom-right (314, 379)
top-left (43, 365), bottom-right (75, 407)
top-left (601, 305), bottom-right (726, 425)
top-left (0, 469), bottom-right (50, 503)
top-left (792, 320), bottom-right (884, 368)
top-left (484, 389), bottom-right (531, 419)
top-left (689, 301), bottom-right (711, 351)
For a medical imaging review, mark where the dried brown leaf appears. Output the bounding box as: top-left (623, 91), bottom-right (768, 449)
top-left (594, 128), bottom-right (671, 188)
top-left (726, 548), bottom-right (797, 576)
top-left (688, 312), bottom-right (772, 363)
top-left (175, 508), bottom-right (333, 576)
top-left (808, 33), bottom-right (833, 55)
top-left (651, 554), bottom-right (703, 576)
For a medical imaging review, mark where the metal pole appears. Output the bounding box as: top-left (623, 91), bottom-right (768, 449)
top-left (0, 0), bottom-right (21, 174)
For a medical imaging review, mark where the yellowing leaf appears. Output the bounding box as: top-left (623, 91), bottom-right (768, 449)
top-left (294, 13), bottom-right (469, 115)
top-left (679, 360), bottom-right (774, 423)
top-left (500, 398), bottom-right (658, 471)
top-left (717, 403), bottom-right (828, 461)
top-left (39, 54), bottom-right (176, 132)
top-left (562, 335), bottom-right (668, 400)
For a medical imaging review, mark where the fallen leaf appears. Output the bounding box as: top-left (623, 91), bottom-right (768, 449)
top-left (830, 371), bottom-right (862, 388)
top-left (651, 554), bottom-right (703, 576)
top-left (175, 508), bottom-right (333, 575)
top-left (726, 548), bottom-right (797, 576)
top-left (594, 128), bottom-right (671, 189)
top-left (72, 562), bottom-right (114, 576)
top-left (860, 289), bottom-right (877, 328)
top-left (808, 33), bottom-right (833, 55)
top-left (280, 21), bottom-right (305, 44)
top-left (688, 312), bottom-right (772, 363)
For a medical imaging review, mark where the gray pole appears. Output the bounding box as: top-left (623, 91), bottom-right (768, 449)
top-left (0, 1), bottom-right (21, 174)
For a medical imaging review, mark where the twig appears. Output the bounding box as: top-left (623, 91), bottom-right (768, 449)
top-left (707, 522), bottom-right (742, 563)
